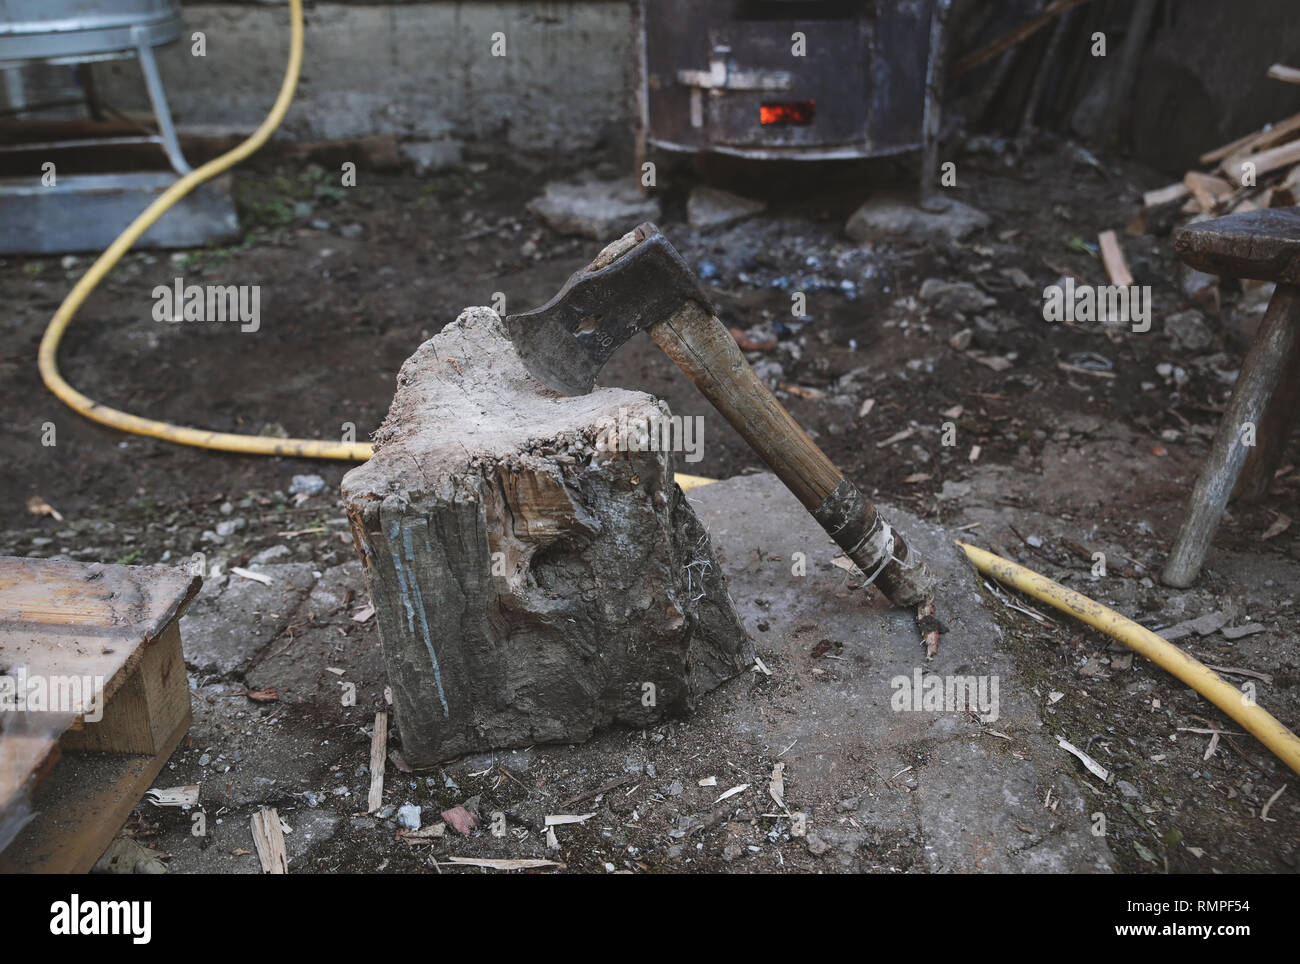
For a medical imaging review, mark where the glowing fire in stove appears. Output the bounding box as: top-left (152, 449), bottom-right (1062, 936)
top-left (760, 100), bottom-right (816, 125)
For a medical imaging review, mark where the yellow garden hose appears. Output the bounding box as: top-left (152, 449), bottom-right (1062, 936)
top-left (36, 0), bottom-right (372, 461)
top-left (34, 0), bottom-right (721, 484)
top-left (958, 541), bottom-right (1300, 777)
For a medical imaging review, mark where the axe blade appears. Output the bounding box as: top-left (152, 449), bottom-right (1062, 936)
top-left (503, 223), bottom-right (713, 396)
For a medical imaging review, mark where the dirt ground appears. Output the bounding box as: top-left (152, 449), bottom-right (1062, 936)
top-left (1, 137), bottom-right (1297, 873)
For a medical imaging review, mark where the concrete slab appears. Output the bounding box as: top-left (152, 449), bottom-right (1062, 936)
top-left (688, 473), bottom-right (1113, 872)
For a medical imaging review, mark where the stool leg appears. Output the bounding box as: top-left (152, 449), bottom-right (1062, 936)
top-left (1234, 328), bottom-right (1300, 501)
top-left (1162, 284), bottom-right (1300, 587)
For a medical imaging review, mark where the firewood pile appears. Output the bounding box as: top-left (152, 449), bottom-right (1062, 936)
top-left (1123, 63), bottom-right (1300, 311)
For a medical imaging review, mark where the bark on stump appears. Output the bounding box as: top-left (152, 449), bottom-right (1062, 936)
top-left (341, 307), bottom-right (752, 767)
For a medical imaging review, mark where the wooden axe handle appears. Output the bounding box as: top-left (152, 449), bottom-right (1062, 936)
top-left (648, 302), bottom-right (934, 608)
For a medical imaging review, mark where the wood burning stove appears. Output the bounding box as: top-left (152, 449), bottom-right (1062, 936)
top-left (636, 0), bottom-right (943, 163)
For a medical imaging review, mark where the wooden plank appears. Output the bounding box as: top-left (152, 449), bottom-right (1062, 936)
top-left (1199, 111), bottom-right (1300, 165)
top-left (951, 0), bottom-right (1093, 77)
top-left (367, 711), bottom-right (387, 813)
top-left (1222, 139), bottom-right (1300, 183)
top-left (1267, 64), bottom-right (1300, 85)
top-left (0, 558), bottom-right (199, 870)
top-left (1098, 230), bottom-right (1134, 286)
top-left (1184, 171), bottom-right (1234, 212)
top-left (0, 710), bottom-right (190, 873)
top-left (1142, 181), bottom-right (1190, 209)
top-left (251, 808), bottom-right (288, 874)
top-left (61, 622), bottom-right (190, 756)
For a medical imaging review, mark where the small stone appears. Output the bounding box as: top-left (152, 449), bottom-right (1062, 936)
top-left (846, 195), bottom-right (991, 246)
top-left (1117, 780), bottom-right (1140, 799)
top-left (1221, 623), bottom-right (1266, 640)
top-left (722, 843), bottom-right (744, 861)
top-left (948, 328), bottom-right (973, 351)
top-left (215, 518), bottom-right (246, 538)
top-left (396, 804), bottom-right (422, 830)
top-left (251, 544), bottom-right (293, 565)
top-left (528, 176), bottom-right (661, 240)
top-left (400, 138), bottom-right (464, 175)
top-left (1165, 309), bottom-right (1213, 352)
top-left (807, 833), bottom-right (831, 856)
top-left (290, 474), bottom-right (327, 497)
top-left (920, 279), bottom-right (997, 314)
top-left (687, 186), bottom-right (767, 229)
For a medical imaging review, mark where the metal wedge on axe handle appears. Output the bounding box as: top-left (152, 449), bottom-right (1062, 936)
top-left (505, 222), bottom-right (941, 654)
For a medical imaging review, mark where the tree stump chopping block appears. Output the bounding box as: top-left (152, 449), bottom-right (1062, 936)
top-left (341, 307), bottom-right (753, 767)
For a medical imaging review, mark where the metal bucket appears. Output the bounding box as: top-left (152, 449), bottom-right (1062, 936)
top-left (0, 0), bottom-right (182, 66)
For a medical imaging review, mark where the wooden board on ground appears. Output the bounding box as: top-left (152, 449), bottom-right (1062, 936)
top-left (0, 557), bottom-right (199, 873)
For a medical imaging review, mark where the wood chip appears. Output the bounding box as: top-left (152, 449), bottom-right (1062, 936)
top-left (251, 807), bottom-right (288, 874)
top-left (445, 857), bottom-right (564, 871)
top-left (876, 427), bottom-right (916, 448)
top-left (768, 762), bottom-right (786, 811)
top-left (367, 711), bottom-right (387, 813)
top-left (25, 496), bottom-right (64, 522)
top-left (1141, 182), bottom-right (1190, 209)
top-left (697, 776), bottom-right (718, 787)
top-left (544, 813), bottom-right (596, 826)
top-left (146, 785), bottom-right (200, 808)
top-left (858, 397), bottom-right (876, 418)
top-left (1098, 229), bottom-right (1134, 286)
top-left (1058, 737), bottom-right (1111, 782)
top-left (230, 566), bottom-right (272, 586)
top-left (351, 603), bottom-right (376, 623)
top-left (1262, 513), bottom-right (1291, 540)
top-left (715, 784), bottom-right (749, 804)
top-left (1260, 783), bottom-right (1287, 822)
top-left (1267, 64), bottom-right (1300, 85)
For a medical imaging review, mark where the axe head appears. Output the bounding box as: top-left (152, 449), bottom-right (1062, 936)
top-left (504, 222), bottom-right (713, 396)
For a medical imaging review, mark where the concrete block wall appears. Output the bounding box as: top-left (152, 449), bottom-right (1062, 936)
top-left (89, 1), bottom-right (636, 157)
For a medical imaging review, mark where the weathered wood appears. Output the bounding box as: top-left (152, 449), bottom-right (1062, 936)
top-left (251, 807), bottom-right (288, 874)
top-left (1173, 207), bottom-right (1300, 284)
top-left (1163, 285), bottom-right (1300, 586)
top-left (648, 302), bottom-right (933, 608)
top-left (1201, 111), bottom-right (1300, 166)
top-left (1183, 171), bottom-right (1233, 214)
top-left (1267, 64), bottom-right (1300, 85)
top-left (1235, 317), bottom-right (1300, 501)
top-left (341, 307), bottom-right (751, 767)
top-left (1097, 230), bottom-right (1134, 286)
top-left (0, 559), bottom-right (197, 872)
top-left (1222, 140), bottom-right (1300, 184)
top-left (367, 711), bottom-right (387, 813)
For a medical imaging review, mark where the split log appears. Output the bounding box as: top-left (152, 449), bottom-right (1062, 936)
top-left (341, 307), bottom-right (752, 767)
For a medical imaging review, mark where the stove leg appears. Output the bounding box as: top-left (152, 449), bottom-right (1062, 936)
top-left (919, 0), bottom-right (954, 211)
top-left (133, 25), bottom-right (192, 176)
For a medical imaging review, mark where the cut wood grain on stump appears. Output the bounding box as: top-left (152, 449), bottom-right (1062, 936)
top-left (341, 307), bottom-right (753, 768)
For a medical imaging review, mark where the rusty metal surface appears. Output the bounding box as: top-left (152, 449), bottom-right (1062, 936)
top-left (641, 0), bottom-right (935, 160)
top-left (504, 223), bottom-right (714, 396)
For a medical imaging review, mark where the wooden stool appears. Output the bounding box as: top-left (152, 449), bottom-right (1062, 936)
top-left (1162, 207), bottom-right (1300, 588)
top-left (0, 557), bottom-right (199, 872)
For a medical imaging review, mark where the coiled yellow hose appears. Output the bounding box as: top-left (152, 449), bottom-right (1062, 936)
top-left (37, 0), bottom-right (372, 460)
top-left (957, 541), bottom-right (1300, 777)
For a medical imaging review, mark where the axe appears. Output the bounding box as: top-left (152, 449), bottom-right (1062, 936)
top-left (505, 223), bottom-right (941, 653)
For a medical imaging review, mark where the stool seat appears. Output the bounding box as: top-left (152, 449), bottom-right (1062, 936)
top-left (1173, 206), bottom-right (1300, 284)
